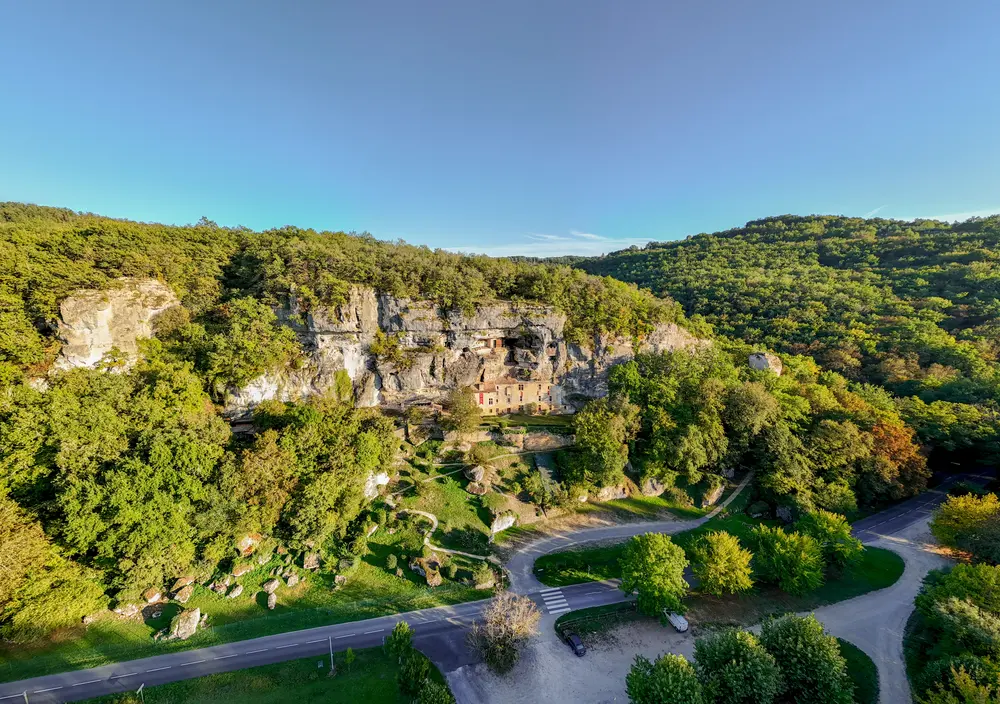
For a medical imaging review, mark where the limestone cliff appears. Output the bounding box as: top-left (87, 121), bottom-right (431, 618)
top-left (55, 278), bottom-right (179, 369)
top-left (51, 279), bottom-right (704, 415)
top-left (224, 285), bottom-right (704, 416)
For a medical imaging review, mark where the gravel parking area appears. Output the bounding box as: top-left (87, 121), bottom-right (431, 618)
top-left (448, 617), bottom-right (695, 704)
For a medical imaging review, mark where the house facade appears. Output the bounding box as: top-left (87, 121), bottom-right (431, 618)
top-left (472, 378), bottom-right (560, 415)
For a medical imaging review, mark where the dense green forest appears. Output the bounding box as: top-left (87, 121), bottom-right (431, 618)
top-left (574, 214), bottom-right (1000, 466)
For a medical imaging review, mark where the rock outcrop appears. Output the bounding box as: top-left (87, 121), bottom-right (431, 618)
top-left (56, 279), bottom-right (179, 370)
top-left (222, 285), bottom-right (704, 416)
top-left (749, 352), bottom-right (782, 375)
top-left (51, 279), bottom-right (705, 415)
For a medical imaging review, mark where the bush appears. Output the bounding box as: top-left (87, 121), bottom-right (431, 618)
top-left (626, 653), bottom-right (704, 704)
top-left (691, 531), bottom-right (754, 596)
top-left (467, 592), bottom-right (540, 674)
top-left (386, 554), bottom-right (398, 571)
top-left (916, 654), bottom-right (1000, 697)
top-left (398, 652), bottom-right (431, 695)
top-left (759, 615), bottom-right (852, 704)
top-left (480, 492), bottom-right (508, 516)
top-left (385, 621), bottom-right (414, 662)
top-left (795, 510), bottom-right (863, 570)
top-left (694, 629), bottom-right (784, 704)
top-left (931, 493), bottom-right (1000, 564)
top-left (416, 680), bottom-right (455, 704)
top-left (751, 525), bottom-right (825, 595)
top-left (445, 563), bottom-right (458, 579)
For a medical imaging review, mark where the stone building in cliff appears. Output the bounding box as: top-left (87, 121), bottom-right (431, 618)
top-left (473, 378), bottom-right (561, 415)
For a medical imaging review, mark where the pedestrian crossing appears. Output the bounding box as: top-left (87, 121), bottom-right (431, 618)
top-left (539, 587), bottom-right (571, 615)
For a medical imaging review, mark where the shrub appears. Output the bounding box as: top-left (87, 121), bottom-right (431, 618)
top-left (385, 621), bottom-right (414, 662)
top-left (694, 629), bottom-right (784, 704)
top-left (916, 654), bottom-right (1000, 697)
top-left (751, 525), bottom-right (825, 595)
top-left (626, 653), bottom-right (704, 704)
top-left (445, 563), bottom-right (458, 579)
top-left (398, 652), bottom-right (431, 695)
top-left (416, 680), bottom-right (456, 704)
top-left (481, 492), bottom-right (508, 516)
top-left (467, 592), bottom-right (540, 674)
top-left (690, 531), bottom-right (754, 596)
top-left (386, 554), bottom-right (398, 571)
top-left (619, 533), bottom-right (689, 617)
top-left (795, 510), bottom-right (863, 570)
top-left (932, 493), bottom-right (1000, 564)
top-left (759, 615), bottom-right (852, 704)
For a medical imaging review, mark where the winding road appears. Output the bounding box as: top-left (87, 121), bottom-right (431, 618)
top-left (0, 472), bottom-right (976, 703)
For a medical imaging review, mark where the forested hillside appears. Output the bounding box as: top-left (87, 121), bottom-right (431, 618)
top-left (575, 214), bottom-right (1000, 466)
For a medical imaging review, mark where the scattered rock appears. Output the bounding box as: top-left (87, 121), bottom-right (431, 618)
top-left (489, 512), bottom-right (517, 536)
top-left (168, 608), bottom-right (201, 640)
top-left (303, 553), bottom-right (321, 571)
top-left (596, 485), bottom-right (628, 501)
top-left (366, 523), bottom-right (379, 538)
top-left (227, 584), bottom-right (244, 599)
top-left (256, 552), bottom-right (270, 565)
top-left (410, 557), bottom-right (442, 587)
top-left (173, 585), bottom-right (194, 603)
top-left (82, 615), bottom-right (95, 625)
top-left (395, 568), bottom-right (404, 578)
top-left (286, 573), bottom-right (300, 587)
top-left (640, 478), bottom-right (665, 497)
top-left (702, 484), bottom-right (725, 507)
top-left (236, 534), bottom-right (261, 556)
top-left (142, 587), bottom-right (162, 603)
top-left (233, 563), bottom-right (253, 577)
top-left (170, 576), bottom-right (195, 592)
top-left (262, 578), bottom-right (281, 594)
top-left (749, 352), bottom-right (782, 376)
top-left (466, 481), bottom-right (488, 496)
top-left (465, 465), bottom-right (486, 482)
top-left (776, 505), bottom-right (795, 523)
top-left (151, 610), bottom-right (162, 619)
top-left (363, 471), bottom-right (391, 499)
top-left (113, 603), bottom-right (141, 618)
top-left (334, 575), bottom-right (347, 587)
top-left (277, 546), bottom-right (288, 555)
top-left (267, 592), bottom-right (277, 610)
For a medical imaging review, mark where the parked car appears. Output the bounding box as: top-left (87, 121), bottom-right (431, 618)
top-left (563, 631), bottom-right (586, 656)
top-left (665, 612), bottom-right (689, 632)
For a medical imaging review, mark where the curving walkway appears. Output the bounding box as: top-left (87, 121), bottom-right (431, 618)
top-left (399, 509), bottom-right (501, 564)
top-left (506, 471), bottom-right (755, 593)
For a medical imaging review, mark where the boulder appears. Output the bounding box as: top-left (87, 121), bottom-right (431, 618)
top-left (410, 557), bottom-right (442, 587)
top-left (334, 575), bottom-right (347, 587)
top-left (409, 560), bottom-right (426, 577)
top-left (702, 484), bottom-right (725, 507)
top-left (776, 505), bottom-right (795, 523)
top-left (113, 603), bottom-right (141, 618)
top-left (170, 576), bottom-right (195, 592)
top-left (489, 512), bottom-right (517, 536)
top-left (303, 553), bottom-right (321, 571)
top-left (749, 352), bottom-right (782, 376)
top-left (466, 481), bottom-right (488, 496)
top-left (226, 584), bottom-right (244, 599)
top-left (173, 585), bottom-right (194, 604)
top-left (640, 478), bottom-right (666, 497)
top-left (286, 573), bottom-right (300, 587)
top-left (596, 485), bottom-right (628, 501)
top-left (232, 563), bottom-right (253, 577)
top-left (363, 470), bottom-right (392, 499)
top-left (168, 608), bottom-right (201, 640)
top-left (262, 578), bottom-right (281, 594)
top-left (236, 534), bottom-right (261, 556)
top-left (465, 465), bottom-right (486, 482)
top-left (211, 582), bottom-right (227, 595)
top-left (142, 587), bottom-right (162, 603)
top-left (267, 592), bottom-right (277, 610)
top-left (256, 552), bottom-right (270, 565)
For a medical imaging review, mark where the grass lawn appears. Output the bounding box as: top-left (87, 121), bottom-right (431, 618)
top-left (400, 475), bottom-right (493, 554)
top-left (81, 647), bottom-right (447, 704)
top-left (838, 638), bottom-right (878, 704)
top-left (481, 413), bottom-right (575, 432)
top-left (0, 524), bottom-right (490, 684)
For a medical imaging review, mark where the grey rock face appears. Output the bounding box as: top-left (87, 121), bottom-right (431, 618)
top-left (261, 578), bottom-right (281, 594)
top-left (56, 278), bottom-right (179, 369)
top-left (749, 352), bottom-right (782, 375)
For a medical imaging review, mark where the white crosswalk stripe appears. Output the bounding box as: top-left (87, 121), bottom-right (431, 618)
top-left (540, 588), bottom-right (571, 615)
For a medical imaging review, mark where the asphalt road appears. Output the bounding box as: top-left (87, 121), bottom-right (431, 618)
top-left (0, 469), bottom-right (982, 704)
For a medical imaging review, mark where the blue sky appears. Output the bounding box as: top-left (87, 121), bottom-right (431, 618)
top-left (2, 1), bottom-right (999, 257)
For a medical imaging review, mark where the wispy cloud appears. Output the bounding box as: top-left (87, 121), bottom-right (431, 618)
top-left (912, 208), bottom-right (1000, 222)
top-left (449, 229), bottom-right (650, 258)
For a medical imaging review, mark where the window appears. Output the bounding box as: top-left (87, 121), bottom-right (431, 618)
top-left (518, 384), bottom-right (524, 391)
top-left (479, 393), bottom-right (484, 404)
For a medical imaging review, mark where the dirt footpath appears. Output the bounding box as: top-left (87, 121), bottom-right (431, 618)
top-left (447, 617), bottom-right (695, 704)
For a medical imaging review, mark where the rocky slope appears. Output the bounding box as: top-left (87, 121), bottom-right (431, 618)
top-left (53, 279), bottom-right (705, 415)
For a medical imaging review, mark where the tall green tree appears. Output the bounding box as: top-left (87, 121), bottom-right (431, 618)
top-left (626, 653), bottom-right (704, 704)
top-left (759, 615), bottom-right (853, 704)
top-left (690, 531), bottom-right (754, 596)
top-left (694, 629), bottom-right (784, 704)
top-left (619, 533), bottom-right (689, 616)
